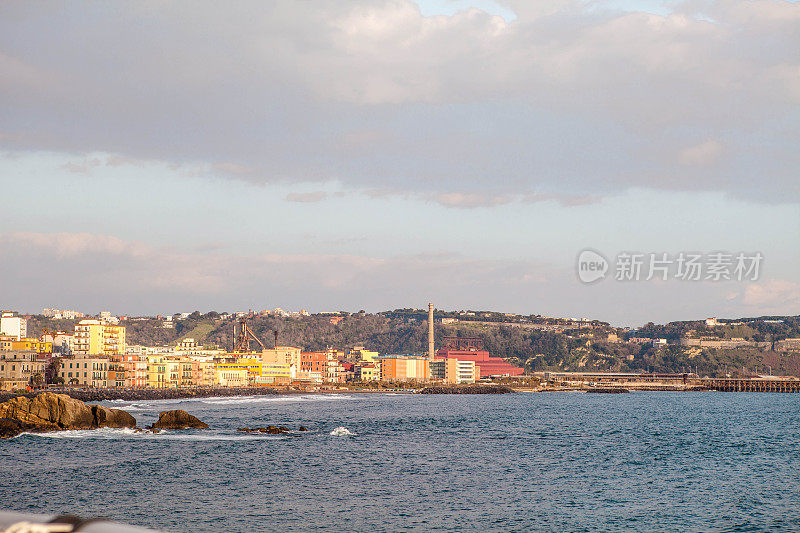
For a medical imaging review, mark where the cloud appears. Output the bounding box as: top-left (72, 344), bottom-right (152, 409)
top-left (59, 157), bottom-right (103, 175)
top-left (738, 278), bottom-right (800, 312)
top-left (0, 231), bottom-right (556, 315)
top-left (677, 139), bottom-right (724, 167)
top-left (0, 232), bottom-right (150, 259)
top-left (0, 1), bottom-right (798, 203)
top-left (286, 191), bottom-right (329, 203)
top-left (428, 192), bottom-right (512, 208)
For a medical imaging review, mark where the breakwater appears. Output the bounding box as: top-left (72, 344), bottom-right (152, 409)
top-left (0, 386), bottom-right (286, 403)
top-left (418, 385), bottom-right (515, 394)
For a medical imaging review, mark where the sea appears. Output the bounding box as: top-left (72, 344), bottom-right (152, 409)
top-left (1, 391), bottom-right (799, 532)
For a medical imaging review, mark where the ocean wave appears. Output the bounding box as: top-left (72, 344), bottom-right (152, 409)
top-left (21, 427), bottom-right (140, 439)
top-left (200, 394), bottom-right (356, 406)
top-left (105, 402), bottom-right (153, 412)
top-left (329, 426), bottom-right (356, 436)
top-left (19, 428), bottom-right (290, 441)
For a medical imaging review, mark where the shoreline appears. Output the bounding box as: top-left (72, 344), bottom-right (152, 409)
top-left (0, 387), bottom-right (294, 403)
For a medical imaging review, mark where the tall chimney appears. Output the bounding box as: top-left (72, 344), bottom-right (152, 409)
top-left (428, 302), bottom-right (435, 361)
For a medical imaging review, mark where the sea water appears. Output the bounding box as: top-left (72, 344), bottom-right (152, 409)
top-left (1, 392), bottom-right (798, 532)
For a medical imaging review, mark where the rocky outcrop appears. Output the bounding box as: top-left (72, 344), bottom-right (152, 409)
top-left (418, 385), bottom-right (515, 394)
top-left (0, 392), bottom-right (96, 431)
top-left (0, 418), bottom-right (37, 439)
top-left (149, 410), bottom-right (209, 430)
top-left (91, 405), bottom-right (137, 428)
top-left (0, 393), bottom-right (137, 437)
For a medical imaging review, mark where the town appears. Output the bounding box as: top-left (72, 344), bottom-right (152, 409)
top-left (0, 305), bottom-right (522, 391)
top-left (1, 305), bottom-right (799, 393)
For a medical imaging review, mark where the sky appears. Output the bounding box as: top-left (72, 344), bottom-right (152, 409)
top-left (0, 0), bottom-right (798, 326)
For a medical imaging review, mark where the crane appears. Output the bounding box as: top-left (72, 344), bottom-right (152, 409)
top-left (232, 317), bottom-right (266, 353)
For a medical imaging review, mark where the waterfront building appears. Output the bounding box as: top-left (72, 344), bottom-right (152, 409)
top-left (300, 350), bottom-right (346, 382)
top-left (216, 367), bottom-right (248, 387)
top-left (356, 363), bottom-right (380, 381)
top-left (0, 351), bottom-right (47, 391)
top-left (108, 355), bottom-right (126, 387)
top-left (377, 355), bottom-right (429, 382)
top-left (191, 359), bottom-right (217, 386)
top-left (146, 355), bottom-right (168, 388)
top-left (435, 337), bottom-right (523, 377)
top-left (262, 346), bottom-right (302, 377)
top-left (216, 356), bottom-right (263, 384)
top-left (59, 357), bottom-right (109, 387)
top-left (121, 354), bottom-right (147, 387)
top-left (429, 358), bottom-right (479, 384)
top-left (73, 319), bottom-right (126, 356)
top-left (254, 362), bottom-right (292, 385)
top-left (0, 312), bottom-right (27, 340)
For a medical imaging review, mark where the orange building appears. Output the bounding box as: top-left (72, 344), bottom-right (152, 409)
top-left (377, 355), bottom-right (429, 382)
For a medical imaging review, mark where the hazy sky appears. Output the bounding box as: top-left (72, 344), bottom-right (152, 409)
top-left (1, 0), bottom-right (798, 326)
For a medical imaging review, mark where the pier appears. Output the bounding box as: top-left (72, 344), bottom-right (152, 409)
top-left (703, 378), bottom-right (800, 392)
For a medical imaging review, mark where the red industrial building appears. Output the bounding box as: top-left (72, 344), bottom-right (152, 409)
top-left (435, 337), bottom-right (524, 377)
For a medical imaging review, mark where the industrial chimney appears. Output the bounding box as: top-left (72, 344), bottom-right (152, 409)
top-left (428, 303), bottom-right (434, 361)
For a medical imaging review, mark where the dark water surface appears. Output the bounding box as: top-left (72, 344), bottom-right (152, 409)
top-left (1, 392), bottom-right (799, 532)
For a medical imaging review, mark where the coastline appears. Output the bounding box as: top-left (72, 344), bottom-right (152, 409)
top-left (0, 386), bottom-right (293, 403)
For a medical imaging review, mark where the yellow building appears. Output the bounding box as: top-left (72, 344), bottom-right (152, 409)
top-left (354, 349), bottom-right (380, 363)
top-left (146, 355), bottom-right (195, 388)
top-left (146, 355), bottom-right (168, 388)
top-left (358, 364), bottom-right (380, 381)
top-left (255, 362), bottom-right (292, 385)
top-left (0, 337), bottom-right (51, 354)
top-left (216, 356), bottom-right (263, 384)
top-left (73, 319), bottom-right (126, 356)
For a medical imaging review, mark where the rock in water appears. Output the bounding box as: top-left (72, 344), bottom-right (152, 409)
top-left (0, 418), bottom-right (35, 439)
top-left (0, 392), bottom-right (95, 430)
top-left (150, 410), bottom-right (209, 430)
top-left (91, 405), bottom-right (137, 428)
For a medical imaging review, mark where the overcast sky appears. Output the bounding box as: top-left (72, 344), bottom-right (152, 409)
top-left (1, 0), bottom-right (798, 326)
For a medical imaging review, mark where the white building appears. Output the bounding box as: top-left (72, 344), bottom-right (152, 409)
top-left (0, 313), bottom-right (27, 340)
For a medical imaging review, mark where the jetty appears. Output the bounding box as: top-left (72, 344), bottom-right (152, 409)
top-left (703, 378), bottom-right (800, 393)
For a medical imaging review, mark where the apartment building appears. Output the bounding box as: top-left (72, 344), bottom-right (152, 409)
top-left (73, 319), bottom-right (126, 356)
top-left (0, 313), bottom-right (27, 340)
top-left (0, 351), bottom-right (47, 391)
top-left (59, 357), bottom-right (109, 387)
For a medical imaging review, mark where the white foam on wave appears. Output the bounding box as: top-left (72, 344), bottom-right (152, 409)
top-left (19, 428), bottom-right (289, 441)
top-left (329, 426), bottom-right (356, 436)
top-left (115, 402), bottom-right (151, 411)
top-left (22, 427), bottom-right (139, 439)
top-left (201, 394), bottom-right (356, 406)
